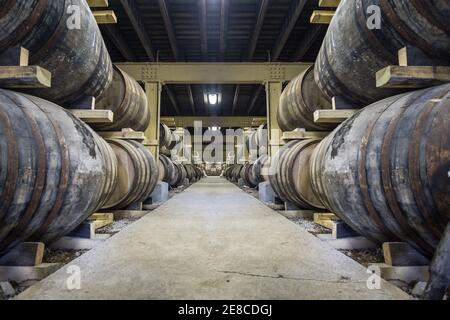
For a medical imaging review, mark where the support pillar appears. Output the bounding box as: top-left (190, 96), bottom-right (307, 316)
top-left (265, 81), bottom-right (282, 157)
top-left (144, 81), bottom-right (162, 164)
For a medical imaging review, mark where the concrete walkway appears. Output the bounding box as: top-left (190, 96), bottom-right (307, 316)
top-left (18, 177), bottom-right (409, 300)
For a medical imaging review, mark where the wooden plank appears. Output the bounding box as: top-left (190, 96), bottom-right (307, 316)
top-left (314, 109), bottom-right (357, 124)
top-left (0, 47), bottom-right (29, 66)
top-left (371, 263), bottom-right (430, 283)
top-left (70, 110), bottom-right (114, 124)
top-left (68, 96), bottom-right (96, 110)
top-left (376, 65), bottom-right (450, 89)
top-left (282, 128), bottom-right (329, 141)
top-left (0, 66), bottom-right (51, 88)
top-left (382, 242), bottom-right (430, 267)
top-left (332, 221), bottom-right (360, 239)
top-left (112, 210), bottom-right (149, 220)
top-left (88, 213), bottom-right (114, 221)
top-left (332, 96), bottom-right (359, 110)
top-left (93, 10), bottom-right (117, 24)
top-left (314, 213), bottom-right (339, 229)
top-left (398, 46), bottom-right (436, 67)
top-left (278, 210), bottom-right (315, 219)
top-left (87, 0), bottom-right (109, 7)
top-left (0, 242), bottom-right (44, 267)
top-left (98, 128), bottom-right (146, 141)
top-left (310, 10), bottom-right (335, 24)
top-left (69, 222), bottom-right (96, 239)
top-left (0, 263), bottom-right (62, 283)
top-left (318, 0), bottom-right (341, 7)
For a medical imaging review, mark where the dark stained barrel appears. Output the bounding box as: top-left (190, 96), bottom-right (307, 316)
top-left (0, 0), bottom-right (113, 106)
top-left (185, 164), bottom-right (202, 183)
top-left (224, 165), bottom-right (243, 182)
top-left (158, 154), bottom-right (176, 184)
top-left (255, 124), bottom-right (268, 156)
top-left (278, 65), bottom-right (333, 132)
top-left (315, 0), bottom-right (450, 106)
top-left (170, 163), bottom-right (188, 188)
top-left (270, 140), bottom-right (324, 210)
top-left (159, 123), bottom-right (173, 148)
top-left (93, 66), bottom-right (149, 132)
top-left (0, 89), bottom-right (118, 256)
top-left (240, 162), bottom-right (258, 188)
top-left (167, 132), bottom-right (181, 150)
top-left (102, 139), bottom-right (158, 210)
top-left (310, 84), bottom-right (450, 257)
top-left (252, 154), bottom-right (270, 184)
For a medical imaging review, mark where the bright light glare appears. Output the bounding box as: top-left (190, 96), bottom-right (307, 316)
top-left (208, 93), bottom-right (218, 105)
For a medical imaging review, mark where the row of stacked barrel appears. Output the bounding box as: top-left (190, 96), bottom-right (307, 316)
top-left (270, 0), bottom-right (450, 262)
top-left (158, 123), bottom-right (203, 187)
top-left (0, 1), bottom-right (161, 256)
top-left (224, 123), bottom-right (270, 186)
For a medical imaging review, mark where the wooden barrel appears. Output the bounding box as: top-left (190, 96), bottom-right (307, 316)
top-left (167, 132), bottom-right (181, 150)
top-left (0, 89), bottom-right (118, 255)
top-left (255, 124), bottom-right (268, 156)
top-left (93, 66), bottom-right (149, 132)
top-left (269, 140), bottom-right (324, 210)
top-left (225, 165), bottom-right (243, 182)
top-left (185, 164), bottom-right (202, 183)
top-left (102, 139), bottom-right (158, 210)
top-left (315, 0), bottom-right (450, 106)
top-left (310, 84), bottom-right (450, 257)
top-left (278, 65), bottom-right (333, 132)
top-left (240, 163), bottom-right (258, 188)
top-left (252, 154), bottom-right (270, 184)
top-left (0, 0), bottom-right (113, 106)
top-left (158, 154), bottom-right (176, 184)
top-left (170, 163), bottom-right (187, 187)
top-left (159, 123), bottom-right (172, 148)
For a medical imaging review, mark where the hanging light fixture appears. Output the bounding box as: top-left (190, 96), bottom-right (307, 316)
top-left (208, 93), bottom-right (218, 105)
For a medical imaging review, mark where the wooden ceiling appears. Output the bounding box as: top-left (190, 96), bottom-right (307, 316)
top-left (100, 0), bottom-right (327, 117)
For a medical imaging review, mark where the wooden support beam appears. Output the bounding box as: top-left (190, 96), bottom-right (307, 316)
top-left (314, 109), bottom-right (357, 124)
top-left (0, 66), bottom-right (51, 88)
top-left (332, 96), bottom-right (360, 110)
top-left (376, 65), bottom-right (450, 89)
top-left (0, 242), bottom-right (45, 267)
top-left (310, 10), bottom-right (335, 24)
top-left (318, 0), bottom-right (341, 7)
top-left (70, 109), bottom-right (114, 124)
top-left (398, 46), bottom-right (436, 67)
top-left (0, 47), bottom-right (29, 66)
top-left (98, 128), bottom-right (146, 141)
top-left (282, 129), bottom-right (329, 141)
top-left (383, 242), bottom-right (430, 267)
top-left (93, 10), bottom-right (117, 24)
top-left (0, 263), bottom-right (62, 283)
top-left (144, 82), bottom-right (162, 161)
top-left (88, 0), bottom-right (109, 7)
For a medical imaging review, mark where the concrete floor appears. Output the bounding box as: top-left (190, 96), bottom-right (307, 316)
top-left (18, 177), bottom-right (409, 300)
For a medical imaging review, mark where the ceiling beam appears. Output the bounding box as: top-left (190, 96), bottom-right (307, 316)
top-left (115, 62), bottom-right (311, 83)
top-left (247, 0), bottom-right (270, 61)
top-left (219, 0), bottom-right (229, 61)
top-left (248, 0), bottom-right (307, 115)
top-left (233, 0), bottom-right (269, 116)
top-left (158, 0), bottom-right (193, 116)
top-left (158, 0), bottom-right (180, 61)
top-left (101, 24), bottom-right (135, 61)
top-left (164, 86), bottom-right (181, 115)
top-left (271, 0), bottom-right (308, 61)
top-left (120, 0), bottom-right (155, 61)
top-left (198, 0), bottom-right (208, 60)
top-left (292, 25), bottom-right (325, 61)
top-left (187, 85), bottom-right (196, 116)
top-left (247, 85), bottom-right (264, 116)
top-left (231, 85), bottom-right (240, 116)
